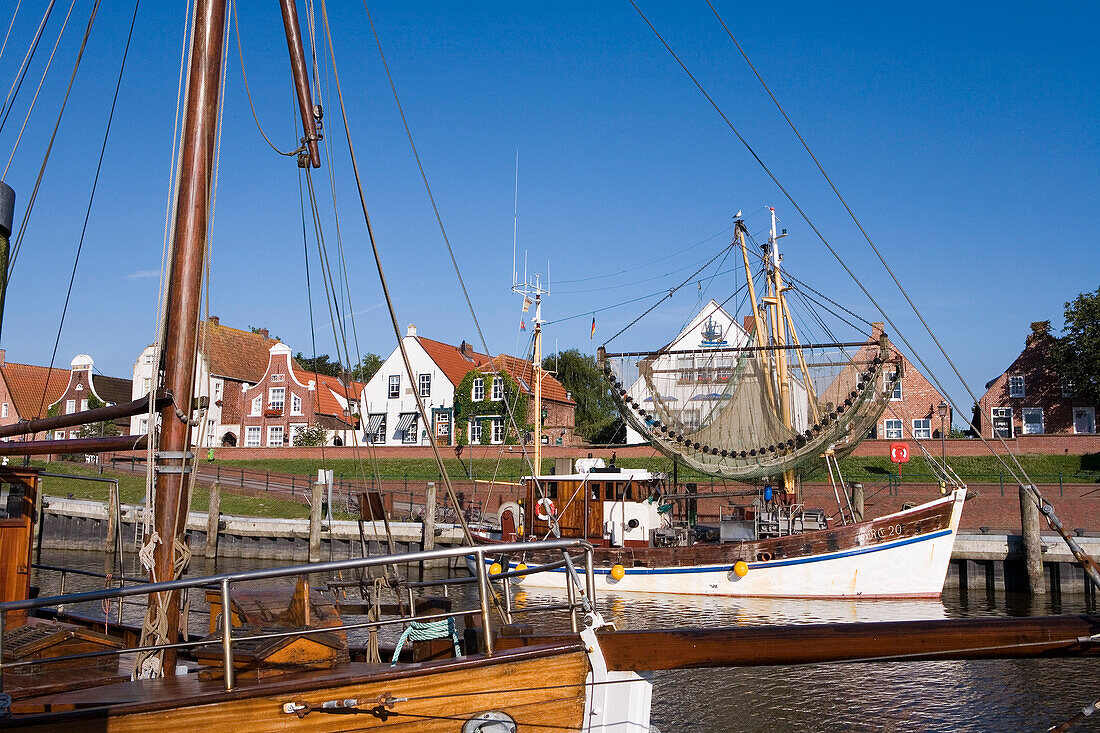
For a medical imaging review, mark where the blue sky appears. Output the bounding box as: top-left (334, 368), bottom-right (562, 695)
top-left (0, 1), bottom-right (1096, 421)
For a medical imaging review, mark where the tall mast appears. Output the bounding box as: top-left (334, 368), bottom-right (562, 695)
top-left (765, 207), bottom-right (796, 497)
top-left (143, 0), bottom-right (228, 675)
top-left (515, 272), bottom-right (547, 474)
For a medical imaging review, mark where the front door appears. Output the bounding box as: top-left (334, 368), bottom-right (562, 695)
top-left (1075, 407), bottom-right (1096, 435)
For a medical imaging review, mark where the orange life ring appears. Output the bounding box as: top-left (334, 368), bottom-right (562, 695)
top-left (535, 497), bottom-right (556, 521)
top-left (758, 551), bottom-right (773, 562)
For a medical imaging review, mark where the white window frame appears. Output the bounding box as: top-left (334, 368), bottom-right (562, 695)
top-left (491, 417), bottom-right (505, 444)
top-left (290, 393), bottom-right (302, 415)
top-left (991, 407), bottom-right (1013, 438)
top-left (469, 420), bottom-right (482, 444)
top-left (401, 414), bottom-right (418, 444)
top-left (139, 418), bottom-right (148, 435)
top-left (388, 375), bottom-right (401, 399)
top-left (65, 399), bottom-right (76, 414)
top-left (436, 412), bottom-right (450, 437)
top-left (267, 425), bottom-right (284, 447)
top-left (418, 373), bottom-right (431, 397)
top-left (912, 418), bottom-right (931, 440)
top-left (491, 376), bottom-right (503, 401)
top-left (289, 423), bottom-right (308, 445)
top-left (1074, 407), bottom-right (1095, 435)
top-left (143, 377), bottom-right (152, 392)
top-left (2, 402), bottom-right (8, 418)
top-left (1009, 375), bottom-right (1025, 398)
top-left (206, 419), bottom-right (215, 443)
top-left (886, 372), bottom-right (902, 401)
top-left (1022, 407), bottom-right (1044, 435)
top-left (472, 377), bottom-right (485, 402)
top-left (214, 381), bottom-right (222, 399)
top-left (1062, 377), bottom-right (1075, 398)
top-left (884, 419), bottom-right (903, 439)
top-left (368, 414), bottom-right (386, 443)
top-left (251, 395), bottom-right (262, 416)
top-left (269, 387), bottom-right (285, 411)
top-left (80, 399), bottom-right (88, 412)
top-left (245, 426), bottom-right (261, 447)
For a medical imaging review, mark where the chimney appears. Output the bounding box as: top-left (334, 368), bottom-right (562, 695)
top-left (258, 328), bottom-right (269, 339)
top-left (407, 323), bottom-right (417, 338)
top-left (871, 322), bottom-right (885, 340)
top-left (0, 348), bottom-right (5, 365)
top-left (209, 315), bottom-right (219, 326)
top-left (1027, 320), bottom-right (1051, 345)
top-left (459, 340), bottom-right (474, 358)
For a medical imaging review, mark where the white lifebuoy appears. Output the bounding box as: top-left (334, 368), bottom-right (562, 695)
top-left (535, 497), bottom-right (556, 521)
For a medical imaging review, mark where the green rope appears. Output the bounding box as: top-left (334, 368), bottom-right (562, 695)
top-left (390, 618), bottom-right (461, 666)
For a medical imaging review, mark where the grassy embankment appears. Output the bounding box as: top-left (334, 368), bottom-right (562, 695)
top-left (34, 452), bottom-right (1098, 520)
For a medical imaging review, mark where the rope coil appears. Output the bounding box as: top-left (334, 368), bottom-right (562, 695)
top-left (389, 618), bottom-right (461, 667)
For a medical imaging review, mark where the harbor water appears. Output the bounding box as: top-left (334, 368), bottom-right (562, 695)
top-left (29, 549), bottom-right (1100, 732)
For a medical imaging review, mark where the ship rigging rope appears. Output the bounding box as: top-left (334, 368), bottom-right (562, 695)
top-left (630, 1), bottom-right (1041, 494)
top-left (230, 0), bottom-right (298, 157)
top-left (0, 0), bottom-right (55, 137)
top-left (0, 0), bottom-right (23, 73)
top-left (356, 0), bottom-right (595, 619)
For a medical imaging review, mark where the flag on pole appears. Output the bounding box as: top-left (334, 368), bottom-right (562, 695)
top-left (520, 319), bottom-right (527, 331)
top-left (590, 315), bottom-right (596, 339)
top-left (522, 297), bottom-right (532, 313)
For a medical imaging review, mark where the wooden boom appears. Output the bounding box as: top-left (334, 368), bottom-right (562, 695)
top-left (497, 615), bottom-right (1100, 670)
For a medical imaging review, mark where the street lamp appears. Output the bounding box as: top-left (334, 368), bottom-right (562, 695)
top-left (937, 400), bottom-right (949, 464)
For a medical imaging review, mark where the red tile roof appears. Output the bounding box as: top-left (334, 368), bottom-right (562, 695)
top-left (200, 319), bottom-right (280, 383)
top-left (1, 362), bottom-right (70, 420)
top-left (482, 353), bottom-right (575, 404)
top-left (416, 337), bottom-right (491, 386)
top-left (291, 366), bottom-right (366, 419)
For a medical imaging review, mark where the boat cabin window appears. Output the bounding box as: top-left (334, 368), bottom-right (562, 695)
top-left (544, 481), bottom-right (557, 499)
top-left (0, 482), bottom-right (26, 520)
top-left (590, 482), bottom-right (600, 501)
top-left (603, 482), bottom-right (631, 501)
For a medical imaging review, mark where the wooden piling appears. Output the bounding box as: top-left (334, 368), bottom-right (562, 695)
top-left (309, 481), bottom-right (323, 563)
top-left (420, 482), bottom-right (436, 582)
top-left (1020, 484), bottom-right (1045, 595)
top-left (850, 482), bottom-right (864, 523)
top-left (105, 481), bottom-right (120, 553)
top-left (205, 481), bottom-right (221, 559)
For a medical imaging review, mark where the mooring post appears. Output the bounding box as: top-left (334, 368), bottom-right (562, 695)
top-left (205, 481), bottom-right (221, 559)
top-left (850, 482), bottom-right (864, 523)
top-left (105, 480), bottom-right (120, 553)
top-left (309, 480), bottom-right (323, 562)
top-left (1020, 484), bottom-right (1045, 595)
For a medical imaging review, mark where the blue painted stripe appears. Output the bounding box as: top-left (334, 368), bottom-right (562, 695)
top-left (488, 528), bottom-right (954, 577)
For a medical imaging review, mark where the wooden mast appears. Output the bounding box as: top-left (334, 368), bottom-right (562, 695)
top-left (735, 219), bottom-right (776, 410)
top-left (765, 207), bottom-right (796, 497)
top-left (533, 290), bottom-right (542, 474)
top-left (145, 0), bottom-right (228, 674)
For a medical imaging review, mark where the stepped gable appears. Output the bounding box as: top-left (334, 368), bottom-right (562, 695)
top-left (484, 353), bottom-right (575, 404)
top-left (416, 336), bottom-right (491, 386)
top-left (91, 374), bottom-right (133, 405)
top-left (201, 319), bottom-right (279, 383)
top-left (0, 361), bottom-right (70, 419)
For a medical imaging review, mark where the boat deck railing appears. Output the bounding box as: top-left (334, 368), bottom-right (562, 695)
top-left (0, 539), bottom-right (596, 693)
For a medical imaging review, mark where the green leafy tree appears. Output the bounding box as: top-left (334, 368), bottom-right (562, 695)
top-left (295, 352), bottom-right (343, 378)
top-left (543, 349), bottom-right (622, 444)
top-left (352, 353), bottom-right (384, 383)
top-left (292, 424), bottom-right (327, 446)
top-left (1054, 287), bottom-right (1100, 407)
top-left (454, 370), bottom-right (527, 445)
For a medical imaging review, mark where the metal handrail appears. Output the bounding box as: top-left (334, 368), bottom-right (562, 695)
top-left (0, 538), bottom-right (595, 693)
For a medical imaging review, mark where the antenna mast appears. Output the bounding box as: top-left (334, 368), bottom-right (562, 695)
top-left (514, 269), bottom-right (549, 474)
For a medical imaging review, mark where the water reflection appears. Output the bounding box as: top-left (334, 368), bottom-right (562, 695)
top-left (29, 550), bottom-right (1100, 732)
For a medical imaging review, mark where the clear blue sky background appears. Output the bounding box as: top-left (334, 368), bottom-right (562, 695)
top-left (0, 1), bottom-right (1096, 422)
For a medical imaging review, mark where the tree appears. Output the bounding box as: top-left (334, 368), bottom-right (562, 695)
top-left (292, 424), bottom-right (327, 447)
top-left (1054, 287), bottom-right (1100, 407)
top-left (352, 353), bottom-right (384, 383)
top-left (295, 352), bottom-right (343, 378)
top-left (543, 349), bottom-right (622, 444)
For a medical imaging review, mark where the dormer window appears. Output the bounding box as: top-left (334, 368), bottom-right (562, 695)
top-left (491, 376), bottom-right (503, 401)
top-left (472, 377), bottom-right (484, 402)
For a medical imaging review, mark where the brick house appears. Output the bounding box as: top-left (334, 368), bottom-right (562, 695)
top-left (475, 354), bottom-right (576, 446)
top-left (46, 355), bottom-right (133, 438)
top-left (977, 321), bottom-right (1096, 438)
top-left (239, 342), bottom-right (365, 448)
top-left (131, 316), bottom-right (278, 447)
top-left (824, 323), bottom-right (953, 441)
top-left (0, 350), bottom-right (71, 440)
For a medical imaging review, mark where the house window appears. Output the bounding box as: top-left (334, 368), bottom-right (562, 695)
top-left (290, 393), bottom-right (302, 414)
top-left (80, 399), bottom-right (88, 412)
top-left (491, 417), bottom-right (505, 444)
top-left (886, 373), bottom-right (902, 401)
top-left (206, 419), bottom-right (215, 443)
top-left (251, 395), bottom-right (262, 415)
top-left (472, 378), bottom-right (485, 402)
top-left (245, 426), bottom-right (261, 447)
top-left (912, 419), bottom-right (931, 440)
top-left (143, 377), bottom-right (152, 392)
top-left (1009, 375), bottom-right (1025, 398)
top-left (1022, 408), bottom-right (1044, 435)
top-left (436, 412), bottom-right (450, 437)
top-left (65, 399), bottom-right (76, 414)
top-left (469, 420), bottom-right (482, 443)
top-left (419, 373), bottom-right (431, 397)
top-left (491, 376), bottom-right (503, 401)
top-left (388, 375), bottom-right (400, 398)
top-left (289, 423), bottom-right (307, 445)
top-left (884, 419), bottom-right (903, 439)
top-left (992, 407), bottom-right (1013, 438)
top-left (2, 403), bottom-right (7, 418)
top-left (271, 373), bottom-right (284, 383)
top-left (402, 414), bottom-right (418, 444)
top-left (1062, 378), bottom-right (1075, 398)
top-left (677, 357), bottom-right (693, 382)
top-left (139, 418), bottom-right (148, 435)
top-left (144, 354), bottom-right (154, 364)
top-left (267, 425), bottom-right (284, 447)
top-left (367, 414), bottom-right (386, 443)
top-left (269, 387), bottom-right (285, 411)
top-left (214, 381), bottom-right (222, 399)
